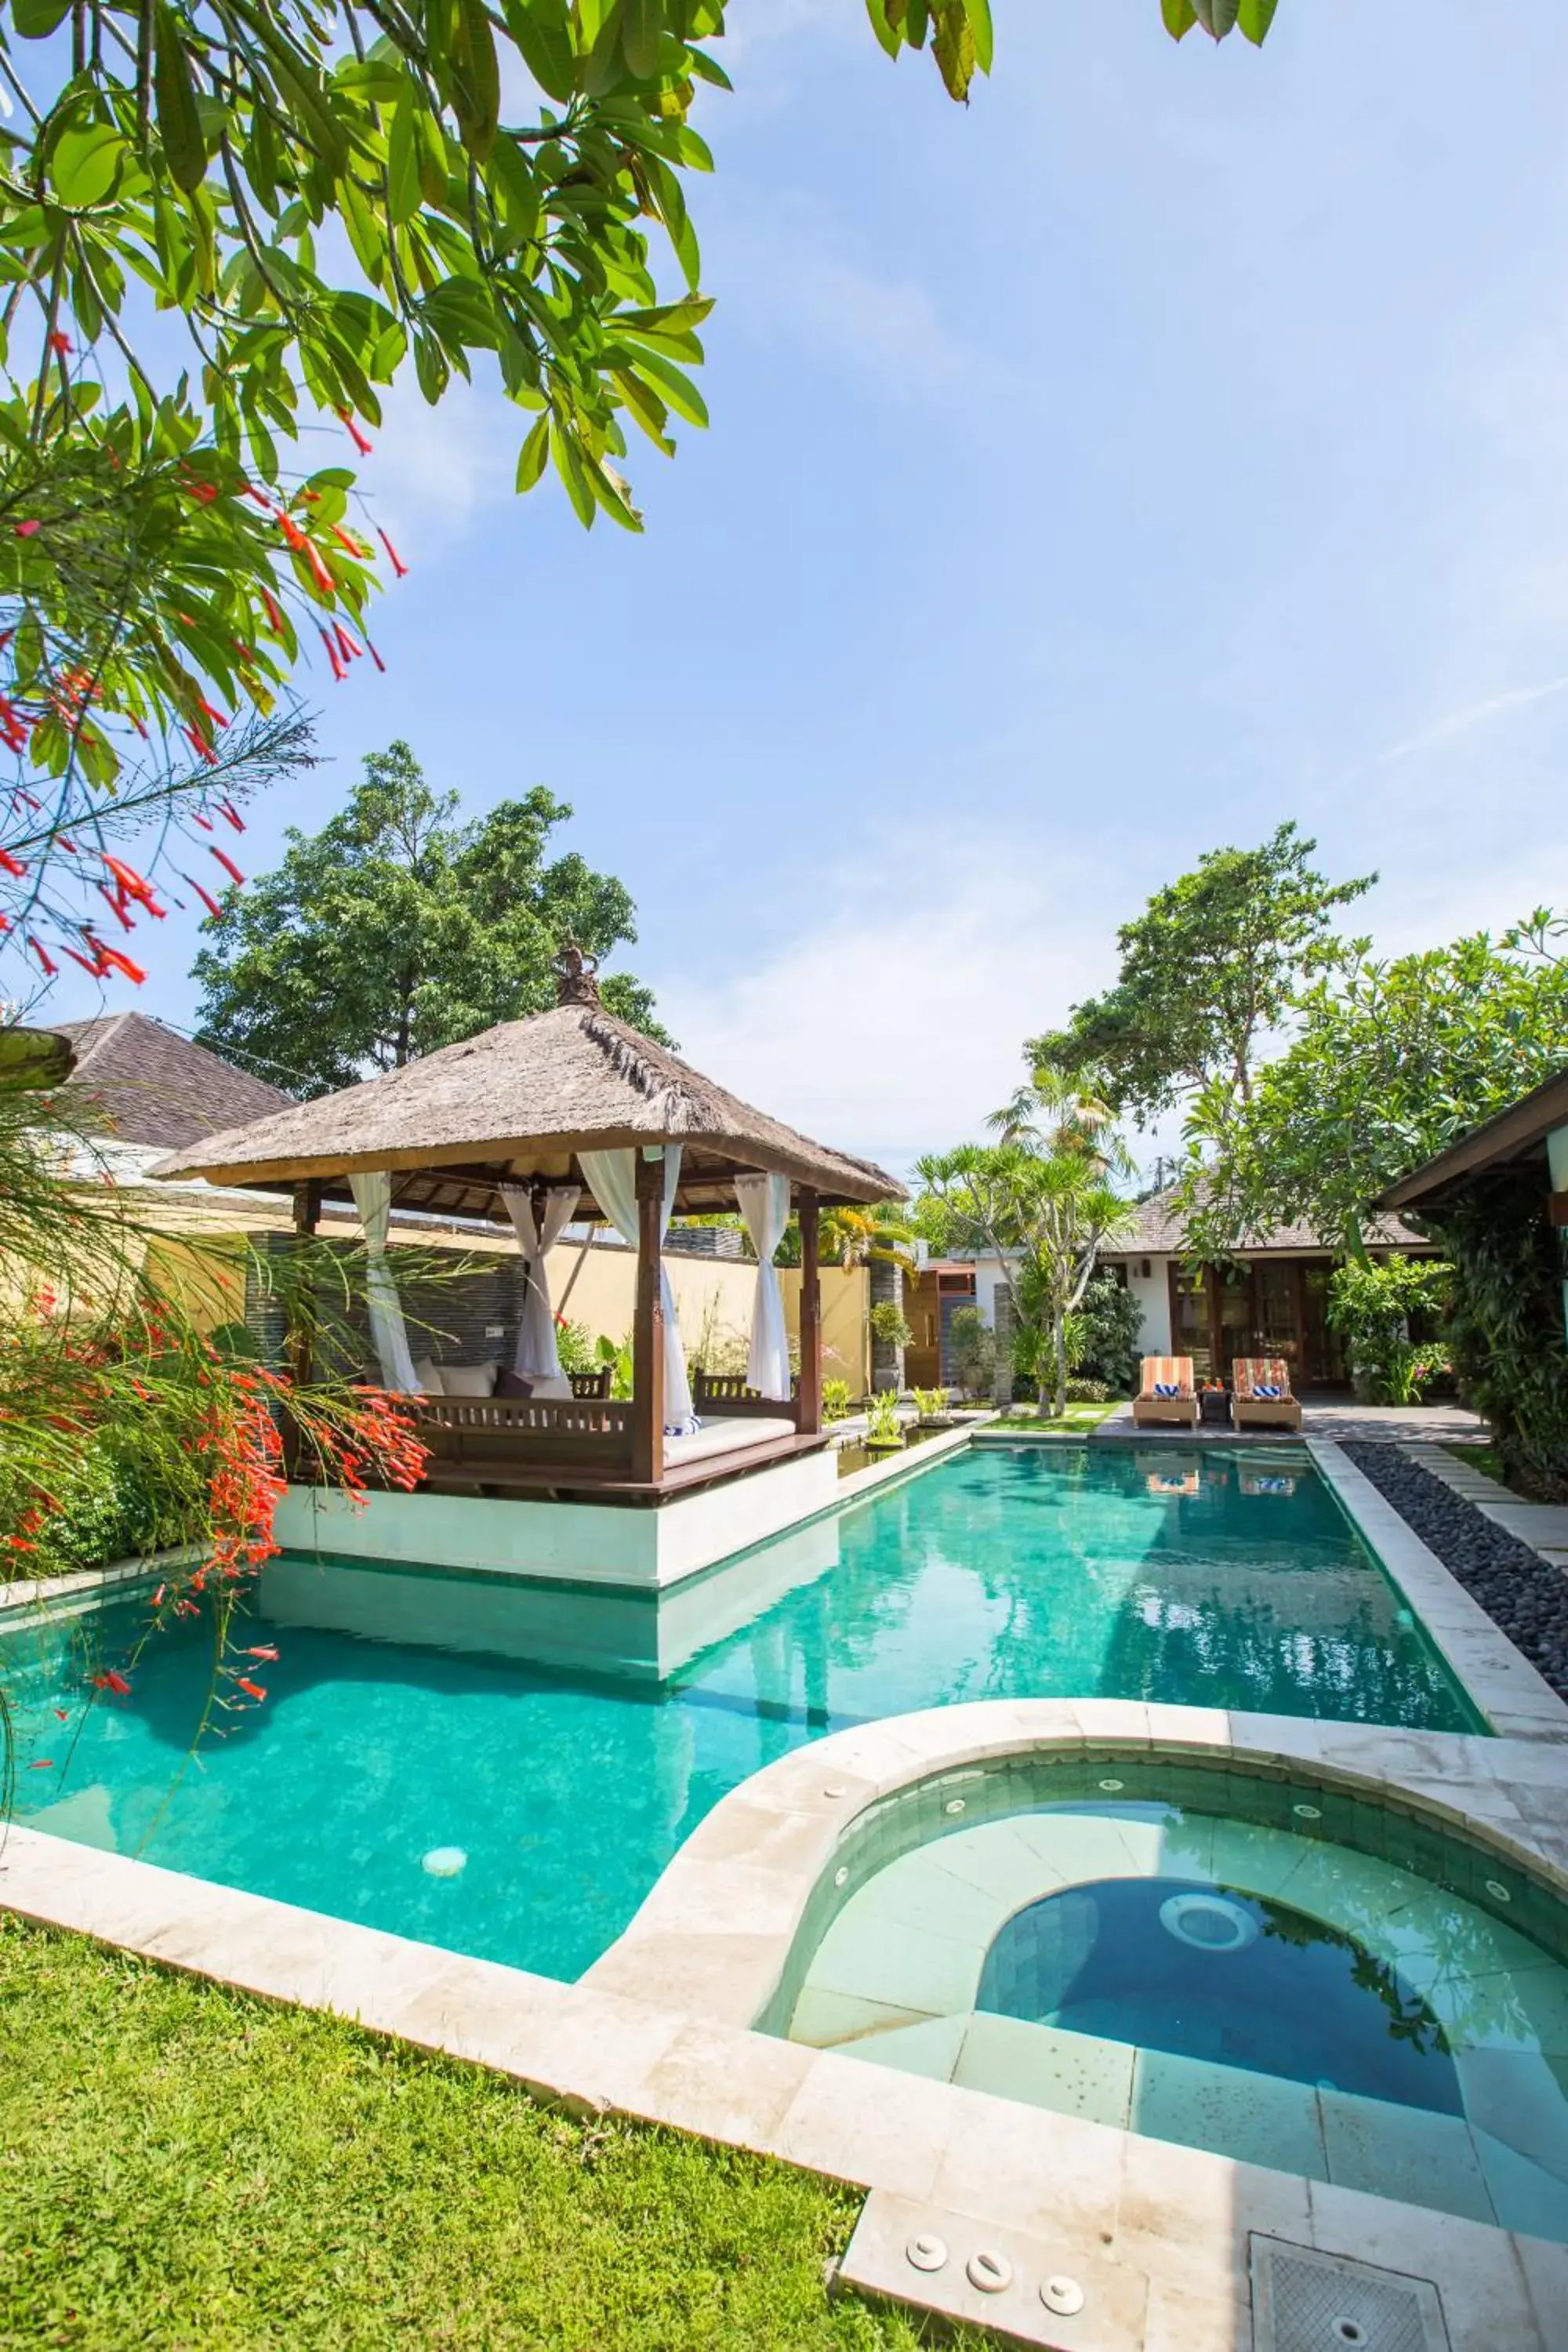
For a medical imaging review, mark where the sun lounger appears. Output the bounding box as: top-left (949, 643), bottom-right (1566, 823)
top-left (1132, 1356), bottom-right (1199, 1428)
top-left (1231, 1357), bottom-right (1302, 1432)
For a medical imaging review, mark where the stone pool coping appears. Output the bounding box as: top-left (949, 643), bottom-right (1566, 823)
top-left (4, 1700), bottom-right (1566, 2351)
top-left (1308, 1439), bottom-right (1568, 1744)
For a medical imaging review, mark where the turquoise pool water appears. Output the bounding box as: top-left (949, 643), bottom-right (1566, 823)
top-left (4, 1444), bottom-right (1480, 1980)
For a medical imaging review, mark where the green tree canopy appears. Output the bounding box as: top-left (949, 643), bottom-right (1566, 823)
top-left (1029, 823), bottom-right (1374, 1130)
top-left (191, 738), bottom-right (666, 1094)
top-left (916, 1070), bottom-right (1133, 1414)
top-left (1182, 911), bottom-right (1568, 1256)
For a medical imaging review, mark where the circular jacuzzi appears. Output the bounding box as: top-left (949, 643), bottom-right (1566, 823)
top-left (776, 1749), bottom-right (1568, 2241)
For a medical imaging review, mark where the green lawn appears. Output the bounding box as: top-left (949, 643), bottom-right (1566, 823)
top-left (0, 1917), bottom-right (993, 2352)
top-left (991, 1399), bottom-right (1122, 1434)
top-left (1444, 1441), bottom-right (1508, 1486)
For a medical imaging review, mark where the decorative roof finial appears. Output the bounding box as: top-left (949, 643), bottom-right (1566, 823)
top-left (554, 938), bottom-right (601, 1007)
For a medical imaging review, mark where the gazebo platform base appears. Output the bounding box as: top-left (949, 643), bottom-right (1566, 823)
top-left (272, 1440), bottom-right (839, 1596)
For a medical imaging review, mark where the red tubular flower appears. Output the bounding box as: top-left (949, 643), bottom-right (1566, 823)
top-left (303, 540), bottom-right (337, 598)
top-left (85, 937), bottom-right (147, 985)
top-left (185, 726), bottom-right (219, 767)
top-left (331, 524), bottom-right (368, 557)
top-left (183, 873), bottom-right (225, 920)
top-left (216, 797), bottom-right (245, 832)
top-left (90, 1669), bottom-right (132, 1696)
top-left (338, 408), bottom-right (374, 456)
top-left (209, 845), bottom-right (245, 887)
top-left (102, 855), bottom-right (162, 913)
top-left (365, 639), bottom-right (387, 674)
top-left (0, 847), bottom-right (27, 877)
top-left (13, 519), bottom-right (40, 538)
top-left (96, 884), bottom-right (138, 933)
top-left (319, 626), bottom-right (347, 684)
top-left (28, 1759), bottom-right (53, 1769)
top-left (260, 588), bottom-right (287, 633)
top-left (235, 1678), bottom-right (267, 1700)
top-left (197, 696), bottom-right (230, 730)
top-left (49, 331), bottom-right (71, 356)
top-left (26, 936), bottom-right (56, 976)
top-left (332, 623), bottom-right (361, 662)
top-left (377, 528), bottom-right (408, 579)
top-left (245, 1645), bottom-right (279, 1661)
top-left (60, 944), bottom-right (110, 977)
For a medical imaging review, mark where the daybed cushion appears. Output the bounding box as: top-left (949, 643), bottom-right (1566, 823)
top-left (662, 1415), bottom-right (797, 1467)
top-left (437, 1362), bottom-right (499, 1398)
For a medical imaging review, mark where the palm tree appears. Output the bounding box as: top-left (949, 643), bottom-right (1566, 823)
top-left (917, 1069), bottom-right (1135, 1416)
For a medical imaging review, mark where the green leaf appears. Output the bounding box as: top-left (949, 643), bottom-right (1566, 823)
top-left (1191, 0), bottom-right (1240, 34)
top-left (500, 0), bottom-right (577, 104)
top-left (51, 124), bottom-right (126, 209)
top-left (550, 416), bottom-right (596, 527)
top-left (621, 0), bottom-right (661, 79)
top-left (452, 0), bottom-right (502, 162)
top-left (864, 0), bottom-right (902, 61)
top-left (515, 413), bottom-right (550, 489)
top-left (386, 100), bottom-right (422, 224)
top-left (1236, 0), bottom-right (1278, 40)
top-left (154, 5), bottom-right (209, 194)
top-left (1161, 0), bottom-right (1199, 34)
top-left (619, 343), bottom-right (705, 427)
top-left (964, 0), bottom-right (993, 75)
top-left (12, 0), bottom-right (72, 34)
top-left (489, 136), bottom-right (541, 247)
top-left (686, 47), bottom-right (732, 92)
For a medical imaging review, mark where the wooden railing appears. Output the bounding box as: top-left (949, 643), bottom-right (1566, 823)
top-left (416, 1393), bottom-right (634, 1474)
top-left (691, 1370), bottom-right (801, 1423)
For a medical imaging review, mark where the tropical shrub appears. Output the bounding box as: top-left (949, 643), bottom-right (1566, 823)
top-left (1064, 1378), bottom-right (1112, 1403)
top-left (822, 1379), bottom-right (852, 1424)
top-left (1327, 1256), bottom-right (1454, 1406)
top-left (868, 1301), bottom-right (913, 1352)
top-left (1424, 1173), bottom-right (1568, 1500)
top-left (1068, 1272), bottom-right (1144, 1393)
top-left (947, 1306), bottom-right (996, 1399)
top-left (913, 1388), bottom-right (950, 1421)
top-left (863, 1390), bottom-right (904, 1447)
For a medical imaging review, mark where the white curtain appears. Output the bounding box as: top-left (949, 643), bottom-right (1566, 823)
top-left (579, 1145), bottom-right (695, 1432)
top-left (349, 1172), bottom-right (419, 1392)
top-left (735, 1172), bottom-right (792, 1401)
top-left (500, 1183), bottom-right (580, 1377)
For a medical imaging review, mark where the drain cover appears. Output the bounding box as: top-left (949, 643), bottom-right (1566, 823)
top-left (1251, 2238), bottom-right (1450, 2352)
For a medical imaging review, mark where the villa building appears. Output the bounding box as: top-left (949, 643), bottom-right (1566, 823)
top-left (964, 1183), bottom-right (1439, 1391)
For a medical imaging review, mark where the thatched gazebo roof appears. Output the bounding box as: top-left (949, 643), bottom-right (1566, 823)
top-left (151, 973), bottom-right (904, 1223)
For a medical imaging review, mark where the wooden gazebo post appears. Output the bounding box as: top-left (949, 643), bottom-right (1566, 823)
top-left (797, 1185), bottom-right (822, 1436)
top-left (632, 1151), bottom-right (666, 1485)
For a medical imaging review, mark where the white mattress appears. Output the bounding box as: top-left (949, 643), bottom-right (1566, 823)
top-left (662, 1415), bottom-right (797, 1466)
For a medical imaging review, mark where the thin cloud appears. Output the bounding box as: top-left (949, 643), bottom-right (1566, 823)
top-left (1369, 673), bottom-right (1568, 769)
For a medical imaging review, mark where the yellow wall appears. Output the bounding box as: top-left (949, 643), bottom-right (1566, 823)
top-left (87, 1183), bottom-right (875, 1391)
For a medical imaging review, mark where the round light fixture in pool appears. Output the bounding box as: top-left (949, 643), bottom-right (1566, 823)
top-left (422, 1845), bottom-right (467, 1878)
top-left (945, 1798), bottom-right (965, 1816)
top-left (1098, 1777), bottom-right (1124, 1792)
top-left (833, 1866), bottom-right (849, 1889)
top-left (1158, 1890), bottom-right (1259, 1953)
top-left (1292, 1802), bottom-right (1323, 1820)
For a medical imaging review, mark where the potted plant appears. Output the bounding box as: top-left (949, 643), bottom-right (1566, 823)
top-left (862, 1388), bottom-right (906, 1450)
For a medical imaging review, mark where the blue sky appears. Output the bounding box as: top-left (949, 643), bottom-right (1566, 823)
top-left (44, 0), bottom-right (1568, 1175)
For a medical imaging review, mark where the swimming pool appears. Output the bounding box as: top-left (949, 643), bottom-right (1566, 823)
top-left (3, 1444), bottom-right (1481, 1979)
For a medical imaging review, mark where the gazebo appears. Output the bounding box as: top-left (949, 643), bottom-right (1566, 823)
top-left (153, 953), bottom-right (905, 1504)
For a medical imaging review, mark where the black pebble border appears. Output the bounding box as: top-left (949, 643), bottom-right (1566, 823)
top-left (1341, 1441), bottom-right (1568, 1704)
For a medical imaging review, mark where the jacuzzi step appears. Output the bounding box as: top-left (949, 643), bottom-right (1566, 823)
top-left (830, 2187), bottom-right (1147, 2349)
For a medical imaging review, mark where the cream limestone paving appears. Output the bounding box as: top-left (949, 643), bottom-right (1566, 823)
top-left (5, 1436), bottom-right (1568, 2349)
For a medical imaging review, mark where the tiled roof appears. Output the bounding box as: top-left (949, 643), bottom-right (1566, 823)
top-left (1100, 1182), bottom-right (1431, 1257)
top-left (50, 1014), bottom-right (292, 1149)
